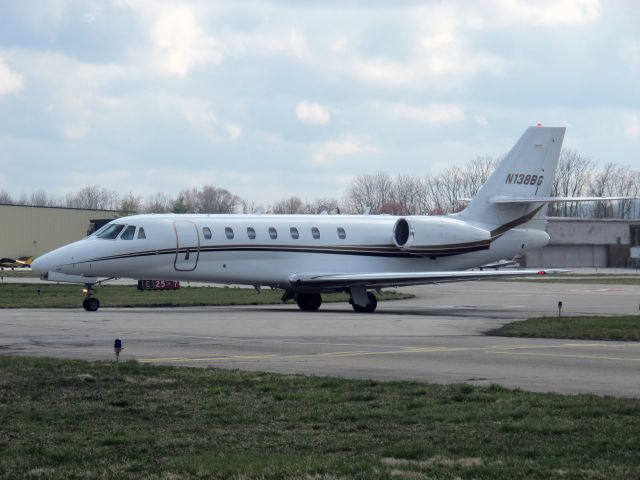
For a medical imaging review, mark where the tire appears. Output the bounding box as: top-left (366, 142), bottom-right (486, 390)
top-left (352, 292), bottom-right (377, 313)
top-left (296, 292), bottom-right (322, 311)
top-left (85, 297), bottom-right (100, 312)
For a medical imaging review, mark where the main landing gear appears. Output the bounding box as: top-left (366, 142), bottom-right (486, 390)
top-left (290, 290), bottom-right (378, 313)
top-left (351, 292), bottom-right (377, 313)
top-left (82, 284), bottom-right (100, 312)
top-left (296, 292), bottom-right (322, 311)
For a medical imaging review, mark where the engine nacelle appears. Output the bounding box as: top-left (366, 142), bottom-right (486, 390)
top-left (393, 217), bottom-right (491, 255)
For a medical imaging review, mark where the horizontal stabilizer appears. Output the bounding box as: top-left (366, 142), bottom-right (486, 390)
top-left (491, 196), bottom-right (638, 204)
top-left (289, 268), bottom-right (568, 289)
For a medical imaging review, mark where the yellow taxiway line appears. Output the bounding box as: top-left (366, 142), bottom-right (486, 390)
top-left (137, 342), bottom-right (640, 365)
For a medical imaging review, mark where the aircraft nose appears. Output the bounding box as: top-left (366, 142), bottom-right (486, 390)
top-left (31, 249), bottom-right (69, 274)
top-left (31, 253), bottom-right (53, 274)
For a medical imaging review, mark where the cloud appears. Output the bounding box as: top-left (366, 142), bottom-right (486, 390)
top-left (311, 136), bottom-right (377, 166)
top-left (627, 113), bottom-right (640, 139)
top-left (351, 1), bottom-right (599, 89)
top-left (474, 114), bottom-right (490, 126)
top-left (352, 5), bottom-right (504, 88)
top-left (63, 124), bottom-right (90, 140)
top-left (225, 123), bottom-right (242, 141)
top-left (227, 29), bottom-right (308, 59)
top-left (624, 40), bottom-right (640, 73)
top-left (10, 51), bottom-right (125, 138)
top-left (152, 6), bottom-right (223, 76)
top-left (179, 97), bottom-right (241, 142)
top-left (296, 100), bottom-right (331, 125)
top-left (386, 102), bottom-right (465, 124)
top-left (0, 56), bottom-right (24, 96)
top-left (478, 0), bottom-right (601, 27)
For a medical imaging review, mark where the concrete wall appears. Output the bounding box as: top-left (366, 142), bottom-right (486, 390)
top-left (546, 218), bottom-right (630, 245)
top-left (526, 245), bottom-right (608, 268)
top-left (0, 204), bottom-right (118, 259)
top-left (526, 218), bottom-right (640, 268)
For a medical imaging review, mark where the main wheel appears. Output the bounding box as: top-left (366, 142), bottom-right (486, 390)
top-left (352, 292), bottom-right (377, 313)
top-left (83, 297), bottom-right (100, 312)
top-left (296, 292), bottom-right (322, 311)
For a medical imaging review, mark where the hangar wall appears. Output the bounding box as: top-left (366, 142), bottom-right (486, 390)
top-left (526, 218), bottom-right (639, 268)
top-left (0, 204), bottom-right (118, 259)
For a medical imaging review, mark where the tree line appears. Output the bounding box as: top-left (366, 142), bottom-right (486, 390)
top-left (2, 149), bottom-right (639, 219)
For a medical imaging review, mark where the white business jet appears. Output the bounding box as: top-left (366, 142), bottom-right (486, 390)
top-left (31, 126), bottom-right (618, 312)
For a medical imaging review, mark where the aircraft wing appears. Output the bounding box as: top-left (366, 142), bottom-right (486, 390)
top-left (289, 268), bottom-right (565, 290)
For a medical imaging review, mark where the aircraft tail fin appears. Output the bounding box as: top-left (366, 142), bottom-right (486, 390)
top-left (458, 126), bottom-right (565, 231)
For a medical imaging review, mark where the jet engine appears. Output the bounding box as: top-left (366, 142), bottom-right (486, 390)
top-left (393, 217), bottom-right (491, 255)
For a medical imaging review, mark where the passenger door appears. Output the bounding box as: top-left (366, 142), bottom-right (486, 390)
top-left (174, 221), bottom-right (200, 271)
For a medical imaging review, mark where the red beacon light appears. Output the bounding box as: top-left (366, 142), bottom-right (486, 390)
top-left (536, 123), bottom-right (543, 127)
top-left (537, 270), bottom-right (546, 275)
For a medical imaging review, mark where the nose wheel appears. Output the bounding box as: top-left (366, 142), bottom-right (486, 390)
top-left (82, 285), bottom-right (100, 311)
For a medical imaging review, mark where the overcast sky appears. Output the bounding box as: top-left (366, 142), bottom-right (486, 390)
top-left (0, 0), bottom-right (639, 205)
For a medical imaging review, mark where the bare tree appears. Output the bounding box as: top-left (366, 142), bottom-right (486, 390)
top-left (240, 198), bottom-right (263, 214)
top-left (589, 163), bottom-right (640, 219)
top-left (65, 185), bottom-right (119, 210)
top-left (616, 170), bottom-right (640, 218)
top-left (344, 172), bottom-right (395, 214)
top-left (0, 190), bottom-right (13, 204)
top-left (27, 189), bottom-right (50, 206)
top-left (464, 155), bottom-right (500, 198)
top-left (175, 185), bottom-right (241, 213)
top-left (119, 193), bottom-right (143, 214)
top-left (271, 196), bottom-right (306, 214)
top-left (549, 149), bottom-right (595, 217)
top-left (306, 197), bottom-right (342, 214)
top-left (171, 195), bottom-right (191, 213)
top-left (425, 166), bottom-right (467, 214)
top-left (394, 175), bottom-right (428, 215)
top-left (198, 185), bottom-right (241, 213)
top-left (144, 192), bottom-right (173, 213)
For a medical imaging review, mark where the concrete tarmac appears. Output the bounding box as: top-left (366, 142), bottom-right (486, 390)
top-left (1, 280), bottom-right (639, 397)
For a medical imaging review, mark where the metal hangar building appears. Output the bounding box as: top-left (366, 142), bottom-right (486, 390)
top-left (0, 204), bottom-right (118, 260)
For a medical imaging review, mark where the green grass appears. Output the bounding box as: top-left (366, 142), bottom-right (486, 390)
top-left (489, 315), bottom-right (640, 341)
top-left (0, 283), bottom-right (411, 308)
top-left (1, 356), bottom-right (639, 479)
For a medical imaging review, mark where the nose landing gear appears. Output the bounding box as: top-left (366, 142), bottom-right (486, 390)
top-left (82, 284), bottom-right (100, 312)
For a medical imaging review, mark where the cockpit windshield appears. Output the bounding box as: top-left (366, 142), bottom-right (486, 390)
top-left (120, 225), bottom-right (136, 240)
top-left (95, 223), bottom-right (125, 239)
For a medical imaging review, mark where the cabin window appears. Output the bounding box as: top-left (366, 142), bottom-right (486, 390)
top-left (290, 227), bottom-right (299, 239)
top-left (137, 227), bottom-right (146, 239)
top-left (269, 227), bottom-right (278, 240)
top-left (312, 227), bottom-right (320, 239)
top-left (247, 227), bottom-right (256, 240)
top-left (203, 227), bottom-right (212, 240)
top-left (96, 224), bottom-right (125, 239)
top-left (225, 227), bottom-right (234, 240)
top-left (120, 225), bottom-right (136, 240)
top-left (337, 227), bottom-right (346, 239)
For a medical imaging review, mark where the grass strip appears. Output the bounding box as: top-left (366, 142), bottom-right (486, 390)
top-left (0, 283), bottom-right (411, 308)
top-left (489, 315), bottom-right (640, 341)
top-left (1, 356), bottom-right (639, 479)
